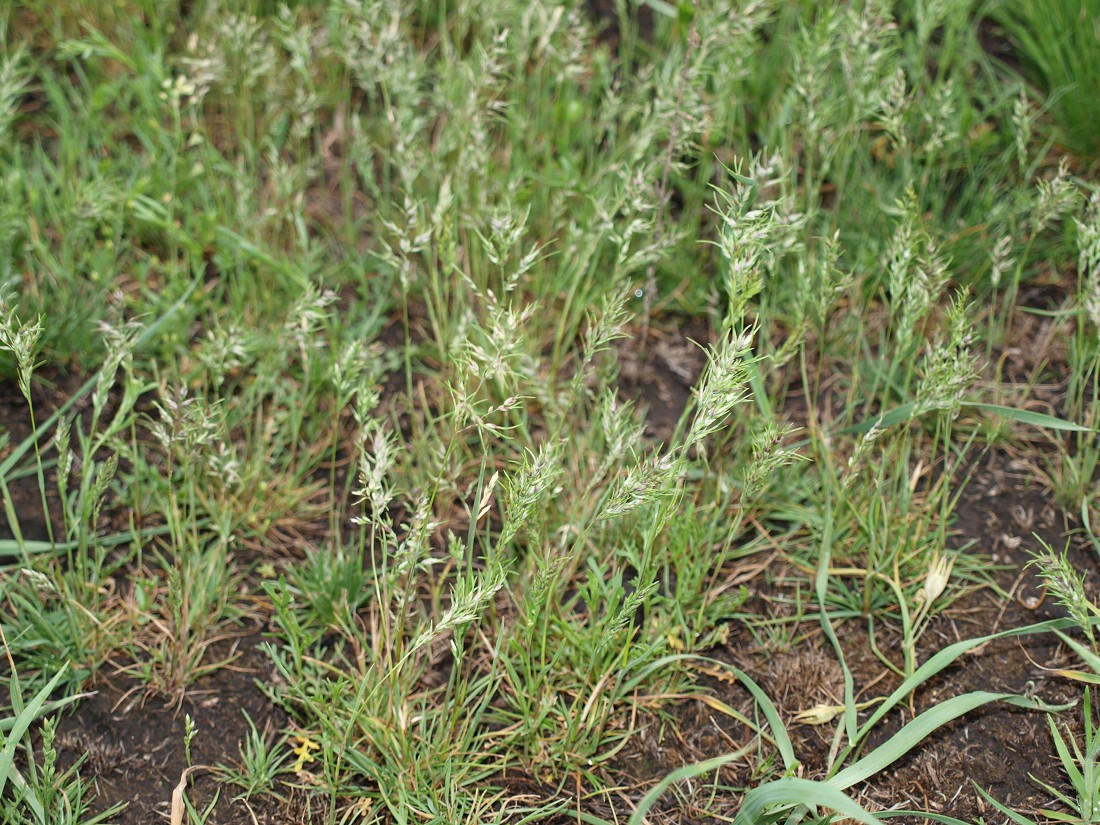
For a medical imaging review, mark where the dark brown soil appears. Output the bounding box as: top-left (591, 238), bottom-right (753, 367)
top-left (617, 316), bottom-right (712, 442)
top-left (53, 632), bottom-right (305, 825)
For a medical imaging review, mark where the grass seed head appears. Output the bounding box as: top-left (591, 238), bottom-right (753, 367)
top-left (1035, 157), bottom-right (1078, 234)
top-left (1029, 541), bottom-right (1096, 644)
top-left (0, 293), bottom-right (42, 402)
top-left (918, 553), bottom-right (954, 607)
top-left (1076, 190), bottom-right (1100, 332)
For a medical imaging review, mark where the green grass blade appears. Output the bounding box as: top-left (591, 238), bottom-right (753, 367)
top-left (732, 777), bottom-right (882, 825)
top-left (1054, 628), bottom-right (1100, 674)
top-left (843, 401), bottom-right (1091, 437)
top-left (843, 402), bottom-right (916, 434)
top-left (724, 665), bottom-right (798, 773)
top-left (968, 402), bottom-right (1092, 432)
top-left (973, 782), bottom-right (1040, 825)
top-left (816, 508), bottom-right (859, 749)
top-left (832, 691), bottom-right (1065, 790)
top-left (1046, 713), bottom-right (1085, 793)
top-left (623, 654), bottom-right (793, 765)
top-left (856, 617), bottom-right (1083, 739)
top-left (0, 522), bottom-right (180, 557)
top-left (0, 664), bottom-right (68, 803)
top-left (0, 691), bottom-right (90, 733)
top-left (626, 746), bottom-right (755, 825)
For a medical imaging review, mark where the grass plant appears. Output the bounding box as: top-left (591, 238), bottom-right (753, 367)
top-left (1, 0), bottom-right (1100, 822)
top-left (992, 0), bottom-right (1100, 163)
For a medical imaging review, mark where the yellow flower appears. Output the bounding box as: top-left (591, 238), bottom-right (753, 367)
top-left (291, 736), bottom-right (321, 773)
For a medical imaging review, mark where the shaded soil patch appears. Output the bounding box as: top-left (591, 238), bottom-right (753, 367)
top-left (55, 633), bottom-right (299, 825)
top-left (617, 316), bottom-right (713, 441)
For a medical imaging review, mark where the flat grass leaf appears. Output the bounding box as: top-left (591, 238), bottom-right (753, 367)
top-left (1053, 669), bottom-right (1100, 684)
top-left (973, 783), bottom-right (1040, 825)
top-left (831, 691), bottom-right (1041, 790)
top-left (856, 617), bottom-right (1083, 739)
top-left (0, 665), bottom-right (69, 816)
top-left (845, 402), bottom-right (916, 434)
top-left (1054, 628), bottom-right (1100, 674)
top-left (732, 777), bottom-right (882, 825)
top-left (968, 402), bottom-right (1092, 432)
top-left (844, 401), bottom-right (1091, 436)
top-left (0, 523), bottom-right (178, 558)
top-left (726, 665), bottom-right (798, 772)
top-left (627, 749), bottom-right (761, 825)
top-left (640, 0), bottom-right (678, 17)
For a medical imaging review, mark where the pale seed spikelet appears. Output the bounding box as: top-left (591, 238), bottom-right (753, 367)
top-left (283, 285), bottom-right (337, 364)
top-left (597, 579), bottom-right (659, 652)
top-left (1012, 90), bottom-right (1032, 171)
top-left (19, 567), bottom-right (57, 597)
top-left (54, 417), bottom-right (72, 504)
top-left (1076, 191), bottom-right (1100, 332)
top-left (742, 420), bottom-right (804, 498)
top-left (94, 319), bottom-right (141, 419)
top-left (589, 393), bottom-right (643, 493)
top-left (330, 339), bottom-right (380, 411)
top-left (794, 703), bottom-right (844, 726)
top-left (1029, 542), bottom-right (1097, 644)
top-left (685, 330), bottom-right (755, 449)
top-left (412, 560), bottom-right (508, 653)
top-left (599, 452), bottom-right (677, 521)
top-left (915, 289), bottom-right (977, 418)
top-left (0, 292), bottom-right (43, 403)
top-left (921, 80), bottom-right (959, 156)
top-left (150, 386), bottom-right (222, 464)
top-left (843, 424), bottom-right (885, 491)
top-left (351, 420), bottom-right (398, 523)
top-left (0, 45), bottom-right (30, 145)
top-left (500, 440), bottom-right (563, 546)
top-left (196, 323), bottom-right (249, 390)
top-left (1034, 157), bottom-right (1078, 234)
top-left (918, 553), bottom-right (954, 608)
top-left (875, 66), bottom-right (910, 151)
top-left (988, 234), bottom-right (1014, 290)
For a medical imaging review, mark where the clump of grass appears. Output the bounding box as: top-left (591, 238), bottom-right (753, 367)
top-left (5, 0), bottom-right (1100, 822)
top-left (993, 0), bottom-right (1100, 162)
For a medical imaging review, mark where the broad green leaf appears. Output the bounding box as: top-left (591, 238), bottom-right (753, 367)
top-left (727, 666), bottom-right (797, 772)
top-left (969, 402), bottom-right (1091, 432)
top-left (855, 617), bottom-right (1084, 741)
top-left (0, 522), bottom-right (179, 557)
top-left (1054, 629), bottom-right (1100, 675)
top-left (844, 401), bottom-right (1091, 436)
top-left (1054, 669), bottom-right (1100, 684)
top-left (845, 403), bottom-right (915, 434)
top-left (732, 778), bottom-right (881, 825)
top-left (831, 691), bottom-right (1066, 790)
